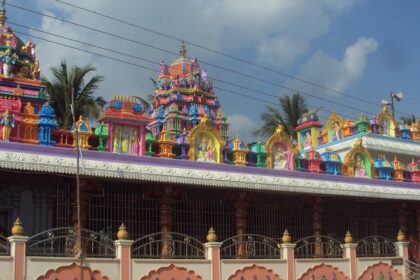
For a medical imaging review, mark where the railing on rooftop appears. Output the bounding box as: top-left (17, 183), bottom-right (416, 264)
top-left (0, 234), bottom-right (9, 256)
top-left (294, 235), bottom-right (343, 259)
top-left (26, 227), bottom-right (114, 258)
top-left (220, 234), bottom-right (281, 259)
top-left (356, 236), bottom-right (398, 257)
top-left (132, 232), bottom-right (205, 259)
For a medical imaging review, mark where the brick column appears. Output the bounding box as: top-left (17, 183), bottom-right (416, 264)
top-left (395, 239), bottom-right (409, 279)
top-left (9, 236), bottom-right (28, 280)
top-left (205, 227), bottom-right (222, 280)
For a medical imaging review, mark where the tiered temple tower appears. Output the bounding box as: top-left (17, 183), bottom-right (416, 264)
top-left (149, 43), bottom-right (229, 140)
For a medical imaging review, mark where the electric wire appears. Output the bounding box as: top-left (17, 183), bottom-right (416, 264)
top-left (54, 0), bottom-right (387, 110)
top-left (6, 2), bottom-right (382, 118)
top-left (11, 24), bottom-right (344, 119)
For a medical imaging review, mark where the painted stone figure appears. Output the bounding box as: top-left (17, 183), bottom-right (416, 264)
top-left (195, 134), bottom-right (215, 162)
top-left (130, 129), bottom-right (139, 155)
top-left (272, 143), bottom-right (294, 171)
top-left (0, 110), bottom-right (15, 142)
top-left (304, 131), bottom-right (312, 148)
top-left (354, 154), bottom-right (367, 178)
top-left (1, 47), bottom-right (17, 78)
top-left (333, 122), bottom-right (341, 141)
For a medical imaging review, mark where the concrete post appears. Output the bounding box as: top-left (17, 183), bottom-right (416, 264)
top-left (281, 243), bottom-right (296, 280)
top-left (204, 242), bottom-right (222, 280)
top-left (115, 239), bottom-right (134, 280)
top-left (343, 243), bottom-right (357, 280)
top-left (8, 235), bottom-right (29, 280)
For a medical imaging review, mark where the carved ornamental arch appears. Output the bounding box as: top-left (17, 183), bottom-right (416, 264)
top-left (188, 115), bottom-right (225, 163)
top-left (377, 106), bottom-right (397, 136)
top-left (342, 139), bottom-right (374, 178)
top-left (298, 263), bottom-right (349, 280)
top-left (265, 125), bottom-right (297, 169)
top-left (35, 263), bottom-right (109, 280)
top-left (228, 264), bottom-right (283, 280)
top-left (358, 262), bottom-right (403, 280)
top-left (321, 112), bottom-right (344, 143)
top-left (139, 263), bottom-right (203, 280)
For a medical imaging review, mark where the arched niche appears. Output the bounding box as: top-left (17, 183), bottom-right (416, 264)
top-left (36, 263), bottom-right (109, 280)
top-left (377, 105), bottom-right (397, 137)
top-left (139, 263), bottom-right (203, 280)
top-left (188, 115), bottom-right (225, 163)
top-left (342, 139), bottom-right (374, 178)
top-left (322, 112), bottom-right (344, 143)
top-left (358, 262), bottom-right (403, 280)
top-left (265, 125), bottom-right (297, 170)
top-left (228, 264), bottom-right (283, 280)
top-left (298, 263), bottom-right (349, 280)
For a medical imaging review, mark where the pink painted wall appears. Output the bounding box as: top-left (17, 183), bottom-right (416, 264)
top-left (35, 263), bottom-right (109, 280)
top-left (228, 264), bottom-right (283, 280)
top-left (139, 264), bottom-right (203, 280)
top-left (299, 263), bottom-right (349, 280)
top-left (358, 262), bottom-right (403, 280)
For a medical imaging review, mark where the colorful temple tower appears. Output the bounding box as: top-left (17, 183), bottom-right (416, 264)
top-left (149, 43), bottom-right (229, 139)
top-left (0, 8), bottom-right (47, 142)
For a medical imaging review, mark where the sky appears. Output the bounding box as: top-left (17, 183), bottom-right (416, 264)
top-left (6, 0), bottom-right (420, 142)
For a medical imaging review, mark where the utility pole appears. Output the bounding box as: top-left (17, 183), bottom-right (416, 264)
top-left (71, 87), bottom-right (84, 280)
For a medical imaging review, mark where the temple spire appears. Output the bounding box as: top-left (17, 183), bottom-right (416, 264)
top-left (179, 41), bottom-right (186, 58)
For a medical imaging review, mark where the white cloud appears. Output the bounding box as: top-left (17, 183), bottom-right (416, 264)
top-left (227, 114), bottom-right (258, 142)
top-left (298, 37), bottom-right (378, 92)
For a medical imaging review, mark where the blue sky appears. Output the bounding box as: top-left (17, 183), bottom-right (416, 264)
top-left (6, 0), bottom-right (420, 141)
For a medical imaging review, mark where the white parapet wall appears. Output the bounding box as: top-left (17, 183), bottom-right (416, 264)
top-left (0, 256), bottom-right (13, 280)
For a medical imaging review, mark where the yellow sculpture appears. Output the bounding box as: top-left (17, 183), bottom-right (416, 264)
top-left (72, 115), bottom-right (92, 149)
top-left (265, 125), bottom-right (297, 170)
top-left (232, 135), bottom-right (248, 166)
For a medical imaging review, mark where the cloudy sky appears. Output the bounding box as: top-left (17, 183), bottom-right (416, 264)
top-left (6, 0), bottom-right (420, 141)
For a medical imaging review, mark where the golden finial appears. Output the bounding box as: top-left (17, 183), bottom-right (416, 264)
top-left (355, 138), bottom-right (363, 146)
top-left (11, 217), bottom-right (24, 236)
top-left (200, 114), bottom-right (208, 124)
top-left (179, 41), bottom-right (186, 58)
top-left (275, 124), bottom-right (284, 133)
top-left (281, 229), bottom-right (291, 243)
top-left (382, 104), bottom-right (388, 111)
top-left (397, 229), bottom-right (405, 241)
top-left (117, 223), bottom-right (129, 240)
top-left (344, 230), bottom-right (353, 243)
top-left (206, 227), bottom-right (217, 242)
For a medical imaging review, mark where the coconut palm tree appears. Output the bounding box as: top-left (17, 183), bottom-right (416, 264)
top-left (42, 60), bottom-right (104, 129)
top-left (252, 93), bottom-right (308, 139)
top-left (400, 114), bottom-right (417, 125)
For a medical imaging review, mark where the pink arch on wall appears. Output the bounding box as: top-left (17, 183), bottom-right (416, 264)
top-left (227, 264), bottom-right (283, 280)
top-left (139, 263), bottom-right (203, 280)
top-left (358, 262), bottom-right (403, 280)
top-left (298, 263), bottom-right (350, 280)
top-left (35, 262), bottom-right (109, 280)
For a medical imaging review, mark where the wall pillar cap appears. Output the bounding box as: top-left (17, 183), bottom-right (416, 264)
top-left (114, 239), bottom-right (134, 246)
top-left (395, 241), bottom-right (409, 246)
top-left (204, 241), bottom-right (223, 248)
top-left (280, 243), bottom-right (296, 249)
top-left (8, 235), bottom-right (29, 243)
top-left (343, 243), bottom-right (357, 248)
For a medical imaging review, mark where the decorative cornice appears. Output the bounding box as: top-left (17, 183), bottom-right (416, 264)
top-left (0, 149), bottom-right (419, 200)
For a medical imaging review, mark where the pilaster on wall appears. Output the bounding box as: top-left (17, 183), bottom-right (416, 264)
top-left (205, 242), bottom-right (222, 280)
top-left (343, 243), bottom-right (357, 280)
top-left (8, 235), bottom-right (29, 280)
top-left (281, 243), bottom-right (295, 280)
top-left (115, 239), bottom-right (134, 280)
top-left (396, 241), bottom-right (409, 279)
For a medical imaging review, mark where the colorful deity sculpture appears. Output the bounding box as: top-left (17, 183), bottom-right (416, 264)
top-left (392, 157), bottom-right (405, 181)
top-left (0, 47), bottom-right (17, 78)
top-left (0, 109), bottom-right (14, 142)
top-left (37, 103), bottom-right (58, 146)
top-left (232, 135), bottom-right (248, 166)
top-left (265, 125), bottom-right (295, 170)
top-left (295, 113), bottom-right (323, 152)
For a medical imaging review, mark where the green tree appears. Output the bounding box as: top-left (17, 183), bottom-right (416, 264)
top-left (42, 60), bottom-right (104, 129)
top-left (400, 114), bottom-right (417, 125)
top-left (252, 93), bottom-right (308, 139)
